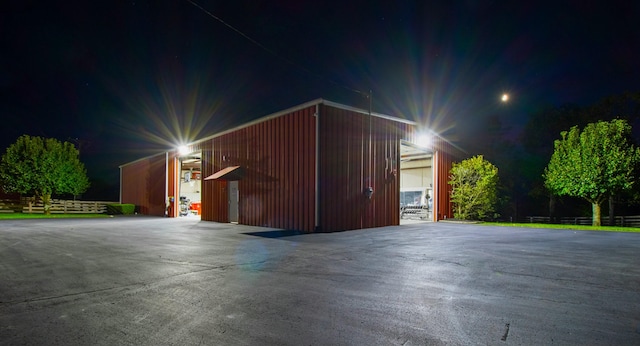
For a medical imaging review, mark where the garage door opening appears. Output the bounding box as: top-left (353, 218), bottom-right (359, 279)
top-left (178, 151), bottom-right (202, 217)
top-left (400, 140), bottom-right (433, 224)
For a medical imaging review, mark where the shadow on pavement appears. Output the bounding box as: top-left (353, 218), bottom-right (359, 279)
top-left (242, 229), bottom-right (305, 238)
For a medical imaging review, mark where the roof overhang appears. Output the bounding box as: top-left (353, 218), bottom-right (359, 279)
top-left (401, 140), bottom-right (433, 162)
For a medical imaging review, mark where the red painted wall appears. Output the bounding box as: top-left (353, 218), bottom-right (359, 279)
top-left (433, 139), bottom-right (454, 220)
top-left (167, 152), bottom-right (179, 217)
top-left (200, 106), bottom-right (317, 231)
top-left (120, 153), bottom-right (167, 216)
top-left (119, 99), bottom-right (455, 229)
top-left (200, 140), bottom-right (228, 222)
top-left (318, 104), bottom-right (411, 231)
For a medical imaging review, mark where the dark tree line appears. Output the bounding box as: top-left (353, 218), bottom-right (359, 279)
top-left (462, 91), bottom-right (640, 222)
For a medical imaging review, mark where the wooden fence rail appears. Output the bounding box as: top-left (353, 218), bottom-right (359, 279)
top-left (22, 199), bottom-right (115, 214)
top-left (523, 215), bottom-right (640, 227)
top-left (0, 199), bottom-right (21, 213)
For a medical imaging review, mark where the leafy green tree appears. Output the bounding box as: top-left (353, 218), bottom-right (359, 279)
top-left (520, 104), bottom-right (593, 218)
top-left (544, 119), bottom-right (640, 226)
top-left (0, 135), bottom-right (90, 214)
top-left (449, 155), bottom-right (499, 220)
top-left (583, 92), bottom-right (640, 223)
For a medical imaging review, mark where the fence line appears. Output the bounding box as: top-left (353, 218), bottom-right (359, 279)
top-left (0, 199), bottom-right (21, 213)
top-left (22, 199), bottom-right (115, 214)
top-left (523, 215), bottom-right (640, 227)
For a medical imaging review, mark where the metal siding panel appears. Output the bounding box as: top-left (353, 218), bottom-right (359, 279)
top-left (282, 115), bottom-right (288, 229)
top-left (199, 106), bottom-right (316, 232)
top-left (286, 115), bottom-right (293, 229)
top-left (120, 160), bottom-right (147, 213)
top-left (148, 155), bottom-right (167, 216)
top-left (285, 115), bottom-right (292, 229)
top-left (265, 118), bottom-right (271, 226)
top-left (245, 126), bottom-right (254, 224)
top-left (267, 117), bottom-right (275, 227)
top-left (203, 136), bottom-right (230, 223)
top-left (286, 113), bottom-right (294, 230)
top-left (237, 128), bottom-right (246, 224)
top-left (354, 109), bottom-right (366, 229)
top-left (278, 115), bottom-right (286, 228)
top-left (293, 114), bottom-right (299, 230)
top-left (319, 109), bottom-right (328, 230)
top-left (203, 139), bottom-right (214, 221)
top-left (325, 108), bottom-right (335, 230)
top-left (431, 139), bottom-right (454, 221)
top-left (302, 113), bottom-right (309, 231)
top-left (320, 105), bottom-right (338, 231)
top-left (167, 153), bottom-right (178, 217)
top-left (366, 111), bottom-right (374, 227)
top-left (200, 102), bottom-right (420, 232)
top-left (268, 117), bottom-right (274, 226)
top-left (262, 120), bottom-right (270, 227)
top-left (121, 153), bottom-right (167, 216)
top-left (372, 118), bottom-right (385, 226)
top-left (317, 105), bottom-right (410, 232)
top-left (306, 112), bottom-right (316, 232)
top-left (274, 116), bottom-right (281, 227)
top-left (319, 105), bottom-right (366, 231)
top-left (320, 106), bottom-right (336, 231)
top-left (372, 116), bottom-right (383, 226)
top-left (201, 140), bottom-right (212, 221)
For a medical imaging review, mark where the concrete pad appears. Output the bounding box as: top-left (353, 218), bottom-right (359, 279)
top-left (1, 217), bottom-right (639, 345)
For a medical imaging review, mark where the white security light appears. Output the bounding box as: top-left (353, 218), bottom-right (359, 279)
top-left (178, 145), bottom-right (190, 156)
top-left (416, 133), bottom-right (432, 148)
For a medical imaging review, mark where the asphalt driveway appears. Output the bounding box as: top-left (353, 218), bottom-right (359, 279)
top-left (1, 217), bottom-right (639, 345)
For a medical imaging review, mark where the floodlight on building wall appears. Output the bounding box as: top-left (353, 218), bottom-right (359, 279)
top-left (416, 133), bottom-right (432, 149)
top-left (178, 145), bottom-right (190, 156)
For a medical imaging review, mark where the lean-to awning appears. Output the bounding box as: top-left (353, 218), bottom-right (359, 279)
top-left (204, 166), bottom-right (245, 181)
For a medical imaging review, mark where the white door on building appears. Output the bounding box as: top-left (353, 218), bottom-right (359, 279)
top-left (229, 181), bottom-right (239, 223)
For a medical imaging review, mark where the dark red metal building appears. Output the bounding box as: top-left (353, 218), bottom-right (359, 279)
top-left (120, 99), bottom-right (455, 232)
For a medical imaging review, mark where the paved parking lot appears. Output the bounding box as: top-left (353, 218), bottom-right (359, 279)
top-left (1, 217), bottom-right (639, 345)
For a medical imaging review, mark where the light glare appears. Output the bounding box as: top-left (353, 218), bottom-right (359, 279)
top-left (417, 134), bottom-right (432, 148)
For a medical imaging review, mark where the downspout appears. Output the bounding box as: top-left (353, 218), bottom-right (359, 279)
top-left (368, 90), bottom-right (373, 227)
top-left (314, 104), bottom-right (320, 232)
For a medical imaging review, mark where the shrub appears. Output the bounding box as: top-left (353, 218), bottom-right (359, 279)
top-left (106, 203), bottom-right (135, 215)
top-left (449, 155), bottom-right (499, 220)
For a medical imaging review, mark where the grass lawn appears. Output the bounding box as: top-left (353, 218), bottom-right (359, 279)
top-left (485, 222), bottom-right (640, 233)
top-left (0, 213), bottom-right (111, 219)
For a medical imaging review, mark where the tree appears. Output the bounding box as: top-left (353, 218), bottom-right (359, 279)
top-left (544, 119), bottom-right (640, 226)
top-left (584, 92), bottom-right (640, 224)
top-left (520, 104), bottom-right (593, 218)
top-left (0, 135), bottom-right (90, 214)
top-left (449, 155), bottom-right (499, 220)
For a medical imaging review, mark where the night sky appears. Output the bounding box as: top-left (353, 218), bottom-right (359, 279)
top-left (2, 1), bottom-right (639, 200)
